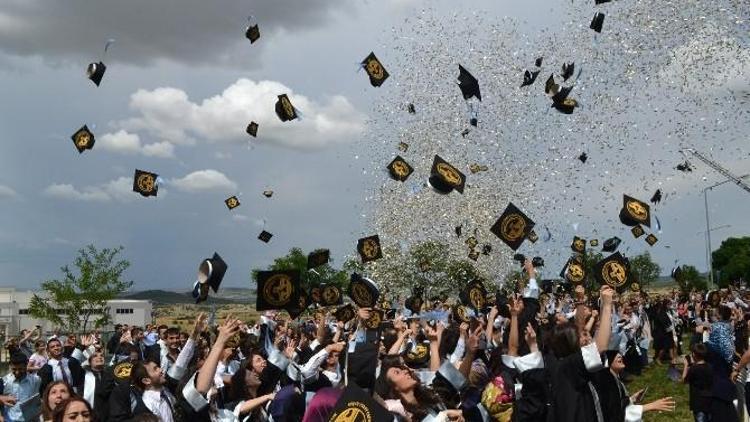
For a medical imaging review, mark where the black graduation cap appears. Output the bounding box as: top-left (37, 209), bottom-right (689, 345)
top-left (590, 239), bottom-right (599, 247)
top-left (545, 74), bottom-right (558, 95)
top-left (459, 280), bottom-right (487, 311)
top-left (482, 244), bottom-right (492, 255)
top-left (521, 70), bottom-right (540, 88)
top-left (246, 122), bottom-right (259, 137)
top-left (192, 252), bottom-right (228, 304)
top-left (286, 290), bottom-right (310, 320)
top-left (86, 62), bottom-right (107, 87)
top-left (307, 249), bottom-right (330, 270)
top-left (258, 230), bottom-right (274, 243)
top-left (465, 236), bottom-right (478, 248)
top-left (527, 230), bottom-right (539, 243)
top-left (671, 266), bottom-right (683, 280)
top-left (348, 273), bottom-right (379, 308)
top-left (535, 56), bottom-right (543, 67)
top-left (357, 235), bottom-right (382, 263)
top-left (560, 256), bottom-right (586, 285)
top-left (645, 234), bottom-right (658, 246)
top-left (603, 236), bottom-right (621, 252)
top-left (364, 309), bottom-right (385, 330)
top-left (595, 0), bottom-right (612, 4)
top-left (319, 284), bottom-right (343, 306)
top-left (561, 62), bottom-right (575, 81)
top-left (361, 52), bottom-right (389, 87)
top-left (650, 189), bottom-right (662, 204)
top-left (578, 152), bottom-right (588, 163)
top-left (245, 24), bottom-right (260, 43)
top-left (333, 304), bottom-right (356, 323)
top-left (490, 202), bottom-right (535, 251)
top-left (256, 270), bottom-right (301, 311)
top-left (428, 155), bottom-right (466, 194)
top-left (551, 86), bottom-right (578, 114)
top-left (133, 169), bottom-right (158, 197)
top-left (225, 196), bottom-right (240, 210)
top-left (71, 125), bottom-right (95, 153)
top-left (631, 225), bottom-right (644, 238)
top-left (453, 304), bottom-right (473, 322)
top-left (407, 103), bottom-right (416, 114)
top-left (387, 156), bottom-right (414, 182)
top-left (590, 13), bottom-right (605, 33)
top-left (571, 236), bottom-right (586, 254)
top-left (275, 94), bottom-right (298, 122)
top-left (457, 65), bottom-right (481, 101)
top-left (263, 190), bottom-right (274, 198)
top-left (404, 342), bottom-right (431, 367)
top-left (398, 141), bottom-right (409, 152)
top-left (676, 161), bottom-right (693, 172)
top-left (593, 252), bottom-right (631, 293)
top-left (619, 195), bottom-right (651, 227)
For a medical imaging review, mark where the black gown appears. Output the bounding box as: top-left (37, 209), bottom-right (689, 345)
top-left (546, 349), bottom-right (599, 422)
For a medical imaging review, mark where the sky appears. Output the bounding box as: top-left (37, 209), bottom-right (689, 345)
top-left (0, 0), bottom-right (748, 292)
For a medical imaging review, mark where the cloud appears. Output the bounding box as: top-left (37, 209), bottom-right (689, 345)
top-left (0, 185), bottom-right (17, 198)
top-left (169, 170), bottom-right (237, 193)
top-left (98, 130), bottom-right (175, 158)
top-left (0, 0), bottom-right (354, 66)
top-left (42, 176), bottom-right (135, 202)
top-left (116, 78), bottom-right (365, 151)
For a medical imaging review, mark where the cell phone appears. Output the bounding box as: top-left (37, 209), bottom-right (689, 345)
top-left (633, 387), bottom-right (648, 404)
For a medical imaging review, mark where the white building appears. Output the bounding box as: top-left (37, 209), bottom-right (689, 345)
top-left (0, 288), bottom-right (152, 336)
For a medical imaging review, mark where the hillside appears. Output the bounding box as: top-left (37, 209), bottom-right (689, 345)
top-left (120, 289), bottom-right (251, 305)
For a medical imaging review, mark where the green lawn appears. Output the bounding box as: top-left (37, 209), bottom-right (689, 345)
top-left (627, 361), bottom-right (692, 421)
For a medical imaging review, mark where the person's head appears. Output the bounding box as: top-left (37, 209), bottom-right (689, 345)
top-left (692, 343), bottom-right (708, 362)
top-left (114, 324), bottom-right (123, 334)
top-left (382, 359), bottom-right (419, 396)
top-left (52, 397), bottom-right (92, 422)
top-left (43, 381), bottom-right (72, 420)
top-left (622, 304), bottom-right (633, 316)
top-left (165, 328), bottom-right (181, 351)
top-left (158, 325), bottom-right (168, 340)
top-left (228, 358), bottom-right (262, 401)
top-left (608, 352), bottom-right (625, 374)
top-left (179, 332), bottom-right (189, 346)
top-left (132, 361), bottom-right (166, 390)
top-left (10, 352), bottom-right (29, 380)
top-left (249, 349), bottom-right (267, 375)
top-left (88, 351), bottom-right (105, 371)
top-left (47, 338), bottom-right (63, 359)
top-left (35, 339), bottom-right (47, 354)
top-left (324, 349), bottom-right (339, 369)
top-left (718, 305), bottom-right (732, 322)
top-left (549, 322), bottom-right (580, 359)
top-left (130, 327), bottom-right (144, 342)
top-left (65, 334), bottom-right (77, 348)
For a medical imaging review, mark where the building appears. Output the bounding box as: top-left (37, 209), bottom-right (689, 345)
top-left (0, 288), bottom-right (152, 337)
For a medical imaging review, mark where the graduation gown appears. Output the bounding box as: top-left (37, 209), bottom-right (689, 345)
top-left (546, 343), bottom-right (603, 422)
top-left (38, 356), bottom-right (84, 394)
top-left (83, 367), bottom-right (115, 421)
top-left (591, 369), bottom-right (643, 422)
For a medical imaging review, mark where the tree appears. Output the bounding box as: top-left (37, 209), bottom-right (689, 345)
top-left (29, 245), bottom-right (132, 333)
top-left (712, 237), bottom-right (750, 287)
top-left (674, 265), bottom-right (707, 292)
top-left (628, 252), bottom-right (661, 286)
top-left (251, 247), bottom-right (349, 291)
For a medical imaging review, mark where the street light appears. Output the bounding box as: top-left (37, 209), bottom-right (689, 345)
top-left (703, 174), bottom-right (750, 288)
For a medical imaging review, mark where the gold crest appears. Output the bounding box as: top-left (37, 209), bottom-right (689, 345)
top-left (322, 285), bottom-right (340, 305)
top-left (568, 263), bottom-right (585, 283)
top-left (391, 160), bottom-right (410, 178)
top-left (501, 213), bottom-right (527, 241)
top-left (630, 282), bottom-right (640, 292)
top-left (281, 96), bottom-right (294, 118)
top-left (361, 239), bottom-right (380, 259)
top-left (75, 131), bottom-right (90, 148)
top-left (225, 196), bottom-right (240, 209)
top-left (137, 173), bottom-right (155, 193)
top-left (366, 58), bottom-right (385, 80)
top-left (365, 311), bottom-right (382, 329)
top-left (332, 403), bottom-right (371, 422)
top-left (263, 274), bottom-right (293, 306)
top-left (469, 287), bottom-right (486, 309)
top-left (602, 261), bottom-right (628, 288)
top-left (631, 225), bottom-right (645, 238)
top-left (114, 362), bottom-right (133, 379)
top-left (626, 200), bottom-right (648, 221)
top-left (352, 283), bottom-right (372, 307)
top-left (436, 162), bottom-right (462, 187)
top-left (574, 238), bottom-right (585, 252)
top-left (408, 343), bottom-right (428, 360)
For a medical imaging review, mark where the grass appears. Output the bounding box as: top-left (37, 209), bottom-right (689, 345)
top-left (627, 361), bottom-right (692, 421)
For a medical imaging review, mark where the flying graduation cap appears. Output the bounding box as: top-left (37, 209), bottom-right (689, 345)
top-left (357, 235), bottom-right (383, 263)
top-left (225, 196), bottom-right (240, 210)
top-left (192, 253), bottom-right (228, 304)
top-left (307, 249), bottom-right (330, 270)
top-left (535, 56), bottom-right (543, 67)
top-left (593, 252), bottom-right (632, 293)
top-left (133, 169), bottom-right (158, 197)
top-left (387, 156), bottom-right (414, 182)
top-left (590, 13), bottom-right (605, 33)
top-left (561, 62), bottom-right (575, 81)
top-left (490, 202), bottom-right (535, 251)
top-left (361, 52), bottom-right (389, 87)
top-left (521, 70), bottom-right (540, 88)
top-left (245, 16), bottom-right (260, 43)
top-left (258, 230), bottom-right (273, 243)
top-left (578, 152), bottom-right (588, 163)
top-left (457, 65), bottom-right (481, 101)
top-left (428, 155), bottom-right (466, 194)
top-left (275, 94), bottom-right (298, 122)
top-left (619, 194), bottom-right (651, 227)
top-left (246, 122), bottom-right (259, 137)
top-left (602, 236), bottom-right (621, 252)
top-left (650, 189), bottom-right (662, 204)
top-left (86, 62), bottom-right (107, 87)
top-left (71, 125), bottom-right (95, 153)
top-left (348, 273), bottom-right (379, 308)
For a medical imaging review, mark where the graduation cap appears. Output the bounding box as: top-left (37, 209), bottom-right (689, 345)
top-left (571, 236), bottom-right (586, 254)
top-left (246, 122), bottom-right (259, 137)
top-left (631, 225), bottom-right (645, 238)
top-left (357, 235), bottom-right (382, 263)
top-left (671, 266), bottom-right (683, 280)
top-left (561, 62), bottom-right (575, 81)
top-left (348, 273), bottom-right (379, 308)
top-left (455, 225), bottom-right (463, 237)
top-left (245, 24), bottom-right (260, 43)
top-left (364, 309), bottom-right (385, 330)
top-left (620, 195), bottom-right (651, 227)
top-left (551, 87), bottom-right (578, 114)
top-left (590, 239), bottom-right (599, 247)
top-left (333, 304), bottom-right (356, 323)
top-left (676, 161), bottom-right (693, 172)
top-left (225, 196), bottom-right (240, 210)
top-left (460, 280), bottom-right (487, 311)
top-left (469, 163), bottom-right (489, 174)
top-left (258, 230), bottom-right (273, 243)
top-left (256, 270), bottom-right (300, 311)
top-left (86, 62), bottom-right (107, 87)
top-left (361, 52), bottom-right (389, 87)
top-left (319, 284), bottom-right (343, 306)
top-left (468, 250), bottom-right (480, 261)
top-left (404, 342), bottom-right (431, 367)
top-left (71, 125), bottom-right (95, 154)
top-left (650, 189), bottom-right (662, 204)
top-left (482, 244), bottom-right (492, 255)
top-left (433, 360), bottom-right (468, 398)
top-left (593, 252), bottom-right (631, 293)
top-left (561, 256), bottom-right (586, 285)
top-left (192, 252), bottom-right (228, 304)
top-left (133, 169), bottom-right (158, 197)
top-left (545, 74), bottom-right (559, 95)
top-left (630, 282), bottom-right (641, 293)
top-left (398, 141), bottom-right (409, 152)
top-left (578, 152), bottom-right (588, 163)
top-left (527, 230), bottom-right (539, 243)
top-left (645, 234), bottom-right (658, 246)
top-left (535, 56), bottom-right (543, 67)
top-left (521, 70), bottom-right (540, 88)
top-left (419, 261), bottom-right (431, 272)
top-left (286, 290), bottom-right (310, 320)
top-left (428, 155), bottom-right (466, 194)
top-left (307, 249), bottom-right (330, 270)
top-left (263, 190), bottom-right (274, 198)
top-left (590, 13), bottom-right (605, 33)
top-left (407, 103), bottom-right (416, 114)
top-left (490, 202), bottom-right (535, 251)
top-left (457, 65), bottom-right (481, 101)
top-left (603, 236), bottom-right (621, 252)
top-left (387, 156), bottom-right (414, 182)
top-left (595, 0), bottom-right (612, 4)
top-left (275, 94), bottom-right (298, 122)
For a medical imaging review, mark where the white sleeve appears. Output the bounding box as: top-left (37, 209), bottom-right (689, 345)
top-left (182, 373), bottom-right (209, 411)
top-left (448, 337), bottom-right (465, 364)
top-left (513, 351), bottom-right (544, 373)
top-left (299, 348), bottom-right (329, 381)
top-left (581, 342), bottom-right (603, 372)
top-left (624, 404), bottom-right (643, 422)
top-left (524, 278), bottom-right (540, 299)
top-left (309, 339), bottom-right (321, 351)
top-left (168, 338), bottom-right (195, 380)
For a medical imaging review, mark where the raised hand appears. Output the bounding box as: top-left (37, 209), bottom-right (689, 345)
top-left (192, 312), bottom-right (208, 339)
top-left (216, 315), bottom-right (240, 344)
top-left (467, 325), bottom-right (483, 353)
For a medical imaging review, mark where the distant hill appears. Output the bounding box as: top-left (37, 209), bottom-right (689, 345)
top-left (120, 289), bottom-right (249, 305)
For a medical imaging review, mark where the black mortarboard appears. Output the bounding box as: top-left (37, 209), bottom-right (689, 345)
top-left (631, 225), bottom-right (645, 238)
top-left (404, 342), bottom-right (431, 367)
top-left (433, 359), bottom-right (468, 398)
top-left (535, 56), bottom-right (543, 67)
top-left (307, 249), bottom-right (330, 270)
top-left (86, 62), bottom-right (106, 87)
top-left (490, 202), bottom-right (535, 251)
top-left (561, 62), bottom-right (575, 81)
top-left (364, 309), bottom-right (385, 330)
top-left (467, 250), bottom-right (479, 261)
top-left (578, 152), bottom-right (588, 163)
top-left (225, 196), bottom-right (240, 210)
top-left (319, 284), bottom-right (343, 306)
top-left (334, 304), bottom-right (356, 323)
top-left (482, 244), bottom-right (492, 255)
top-left (595, 0), bottom-right (612, 4)
top-left (275, 94), bottom-right (298, 122)
top-left (521, 70), bottom-right (540, 88)
top-left (328, 386), bottom-right (392, 422)
top-left (571, 236), bottom-right (586, 254)
top-left (357, 235), bottom-right (383, 263)
top-left (457, 65), bottom-right (481, 101)
top-left (348, 273), bottom-right (379, 308)
top-left (620, 195), bottom-right (651, 227)
top-left (192, 252), bottom-right (228, 304)
top-left (71, 125), bottom-right (95, 154)
top-left (263, 190), bottom-right (274, 198)
top-left (561, 256), bottom-right (586, 285)
top-left (603, 236), bottom-right (621, 252)
top-left (407, 103), bottom-right (416, 114)
top-left (133, 169), bottom-right (158, 197)
top-left (676, 161), bottom-right (693, 172)
top-left (245, 24), bottom-right (260, 43)
top-left (545, 74), bottom-right (558, 95)
top-left (256, 270), bottom-right (300, 311)
top-left (286, 290), bottom-right (309, 320)
top-left (398, 141), bottom-right (409, 152)
top-left (460, 280), bottom-right (487, 311)
top-left (387, 156), bottom-right (414, 182)
top-left (362, 52), bottom-right (389, 87)
top-left (527, 230), bottom-right (539, 243)
top-left (258, 230), bottom-right (273, 243)
top-left (650, 189), bottom-right (662, 204)
top-left (671, 266), bottom-right (682, 280)
top-left (428, 155), bottom-right (466, 194)
top-left (645, 234), bottom-right (658, 246)
top-left (246, 122), bottom-right (258, 137)
top-left (590, 13), bottom-right (605, 33)
top-left (590, 239), bottom-right (599, 247)
top-left (593, 252), bottom-right (631, 293)
top-left (453, 304), bottom-right (473, 322)
top-left (551, 86), bottom-right (578, 114)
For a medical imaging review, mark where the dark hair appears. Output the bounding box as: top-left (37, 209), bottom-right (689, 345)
top-left (133, 414), bottom-right (160, 422)
top-left (47, 338), bottom-right (62, 347)
top-left (549, 322), bottom-right (579, 359)
top-left (42, 381), bottom-right (73, 420)
top-left (718, 306), bottom-right (732, 322)
top-left (374, 355), bottom-right (443, 420)
top-left (438, 324), bottom-right (460, 359)
top-left (166, 327), bottom-right (180, 337)
top-left (131, 362), bottom-right (151, 390)
top-left (10, 352), bottom-right (28, 366)
top-left (691, 343), bottom-right (708, 360)
top-left (52, 397), bottom-right (94, 422)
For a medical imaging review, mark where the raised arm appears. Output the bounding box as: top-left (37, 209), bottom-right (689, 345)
top-left (196, 316), bottom-right (240, 395)
top-left (595, 286), bottom-right (614, 352)
top-left (508, 297), bottom-right (524, 357)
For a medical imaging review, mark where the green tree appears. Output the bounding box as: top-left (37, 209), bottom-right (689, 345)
top-left (712, 237), bottom-right (750, 287)
top-left (629, 252), bottom-right (661, 286)
top-left (251, 247), bottom-right (349, 291)
top-left (29, 245), bottom-right (133, 333)
top-left (674, 265), bottom-right (707, 292)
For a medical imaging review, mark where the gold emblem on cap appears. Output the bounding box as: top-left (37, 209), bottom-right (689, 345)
top-left (630, 282), bottom-right (640, 292)
top-left (263, 274), bottom-right (293, 306)
top-left (366, 58), bottom-right (385, 80)
top-left (76, 131), bottom-right (90, 148)
top-left (408, 343), bottom-right (428, 360)
top-left (391, 160), bottom-right (410, 178)
top-left (332, 403), bottom-right (371, 422)
top-left (361, 239), bottom-right (380, 259)
top-left (366, 311), bottom-right (381, 329)
top-left (568, 263), bottom-right (585, 283)
top-left (469, 287), bottom-right (486, 309)
top-left (501, 213), bottom-right (526, 241)
top-left (626, 200), bottom-right (648, 221)
top-left (455, 306), bottom-right (468, 322)
top-left (281, 95), bottom-right (294, 118)
top-left (226, 197), bottom-right (239, 208)
top-left (436, 162), bottom-right (462, 186)
top-left (574, 238), bottom-right (585, 252)
top-left (352, 282), bottom-right (372, 306)
top-left (322, 286), bottom-right (340, 305)
top-left (137, 173), bottom-right (155, 193)
top-left (114, 362), bottom-right (133, 379)
top-left (602, 261), bottom-right (627, 288)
